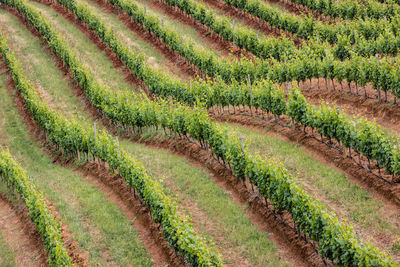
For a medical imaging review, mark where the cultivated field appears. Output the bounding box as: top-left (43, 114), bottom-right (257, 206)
top-left (1, 0), bottom-right (400, 266)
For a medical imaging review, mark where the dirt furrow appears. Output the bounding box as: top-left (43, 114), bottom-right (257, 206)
top-left (0, 195), bottom-right (47, 267)
top-left (299, 79), bottom-right (400, 135)
top-left (137, 0), bottom-right (245, 58)
top-left (199, 0), bottom-right (302, 46)
top-left (7, 1), bottom-right (400, 264)
top-left (2, 51), bottom-right (185, 266)
top-left (210, 110), bottom-right (400, 208)
top-left (264, 0), bottom-right (332, 22)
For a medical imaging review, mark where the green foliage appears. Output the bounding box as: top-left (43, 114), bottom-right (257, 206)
top-left (16, 0), bottom-right (398, 264)
top-left (287, 0), bottom-right (398, 20)
top-left (47, 0), bottom-right (400, 186)
top-left (0, 149), bottom-right (73, 266)
top-left (57, 0), bottom-right (400, 182)
top-left (0, 7), bottom-right (223, 265)
top-left (222, 0), bottom-right (400, 47)
top-left (106, 0), bottom-right (400, 100)
top-left (287, 87), bottom-right (400, 177)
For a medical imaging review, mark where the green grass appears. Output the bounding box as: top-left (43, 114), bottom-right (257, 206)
top-left (1, 7), bottom-right (288, 266)
top-left (193, 0), bottom-right (274, 40)
top-left (4, 0), bottom-right (399, 261)
top-left (79, 0), bottom-right (193, 80)
top-left (0, 14), bottom-right (154, 266)
top-left (131, 0), bottom-right (225, 57)
top-left (0, 10), bottom-right (91, 125)
top-left (27, 1), bottom-right (134, 93)
top-left (122, 137), bottom-right (288, 267)
top-left (222, 122), bottom-right (399, 236)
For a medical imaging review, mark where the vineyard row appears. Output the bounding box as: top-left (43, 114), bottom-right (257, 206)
top-left (11, 0), bottom-right (397, 264)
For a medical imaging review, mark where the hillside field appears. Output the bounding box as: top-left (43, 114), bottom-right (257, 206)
top-left (1, 0), bottom-right (400, 266)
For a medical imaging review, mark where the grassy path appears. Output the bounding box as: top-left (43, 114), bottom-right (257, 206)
top-left (9, 0), bottom-right (400, 263)
top-left (3, 5), bottom-right (295, 266)
top-left (29, 1), bottom-right (135, 93)
top-left (222, 121), bottom-right (400, 260)
top-left (31, 0), bottom-right (190, 81)
top-left (0, 10), bottom-right (155, 266)
top-left (121, 0), bottom-right (227, 57)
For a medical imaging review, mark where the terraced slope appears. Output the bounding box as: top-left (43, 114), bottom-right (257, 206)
top-left (1, 0), bottom-right (400, 264)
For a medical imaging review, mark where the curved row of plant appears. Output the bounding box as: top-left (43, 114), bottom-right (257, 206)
top-left (0, 147), bottom-right (73, 266)
top-left (0, 20), bottom-right (223, 267)
top-left (52, 0), bottom-right (400, 180)
top-left (23, 1), bottom-right (400, 265)
top-left (375, 0), bottom-right (400, 6)
top-left (119, 0), bottom-right (300, 61)
top-left (98, 0), bottom-right (302, 79)
top-left (161, 0), bottom-right (400, 57)
top-left (86, 0), bottom-right (400, 103)
top-left (286, 0), bottom-right (399, 20)
top-left (99, 0), bottom-right (400, 100)
top-left (224, 0), bottom-right (400, 43)
top-left (153, 0), bottom-right (400, 98)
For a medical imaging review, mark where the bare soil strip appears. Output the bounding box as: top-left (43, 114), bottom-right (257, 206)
top-left (210, 110), bottom-right (400, 208)
top-left (0, 195), bottom-right (47, 267)
top-left (16, 3), bottom-right (329, 265)
top-left (10, 1), bottom-right (400, 264)
top-left (0, 34), bottom-right (182, 266)
top-left (136, 0), bottom-right (246, 58)
top-left (198, 0), bottom-right (302, 46)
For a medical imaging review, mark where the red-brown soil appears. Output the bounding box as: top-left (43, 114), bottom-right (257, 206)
top-left (1, 51), bottom-right (185, 266)
top-left (4, 2), bottom-right (398, 266)
top-left (200, 0), bottom-right (303, 46)
top-left (134, 0), bottom-right (245, 59)
top-left (297, 79), bottom-right (400, 135)
top-left (0, 194), bottom-right (48, 266)
top-left (127, 135), bottom-right (326, 266)
top-left (209, 109), bottom-right (400, 206)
